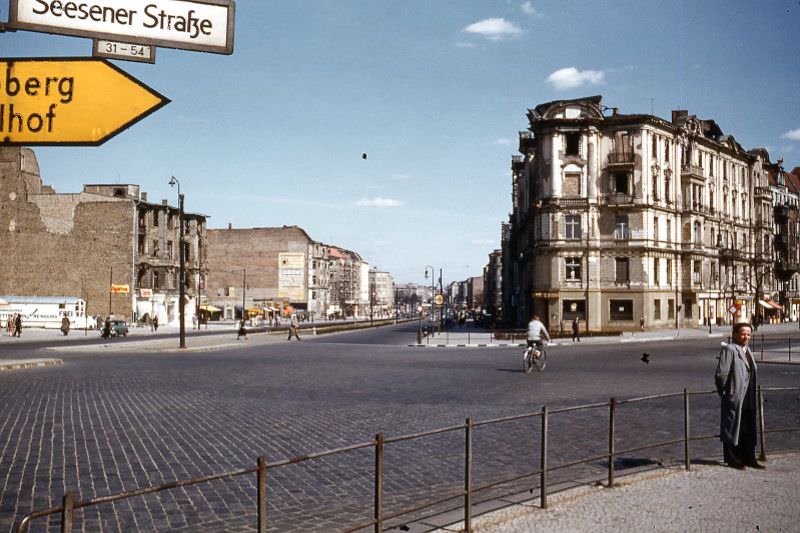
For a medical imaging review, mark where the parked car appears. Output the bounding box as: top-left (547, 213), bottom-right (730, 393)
top-left (109, 320), bottom-right (129, 337)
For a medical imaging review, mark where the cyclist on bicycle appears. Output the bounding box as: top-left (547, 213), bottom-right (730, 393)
top-left (527, 314), bottom-right (551, 350)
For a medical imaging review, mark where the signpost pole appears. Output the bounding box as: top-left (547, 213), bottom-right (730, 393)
top-left (108, 266), bottom-right (113, 316)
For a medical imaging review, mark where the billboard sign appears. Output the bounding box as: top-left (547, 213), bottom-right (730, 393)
top-left (8, 0), bottom-right (235, 55)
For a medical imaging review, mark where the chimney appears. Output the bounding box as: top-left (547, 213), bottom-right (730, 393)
top-left (162, 199), bottom-right (168, 205)
top-left (228, 223), bottom-right (232, 230)
top-left (672, 110), bottom-right (688, 124)
top-left (141, 192), bottom-right (148, 202)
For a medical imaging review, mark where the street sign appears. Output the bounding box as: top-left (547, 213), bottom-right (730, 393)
top-left (93, 39), bottom-right (156, 63)
top-left (8, 0), bottom-right (235, 55)
top-left (110, 284), bottom-right (130, 294)
top-left (434, 294), bottom-right (444, 305)
top-left (1, 58), bottom-right (169, 145)
top-left (727, 304), bottom-right (738, 315)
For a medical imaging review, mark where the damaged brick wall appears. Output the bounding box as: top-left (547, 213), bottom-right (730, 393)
top-left (0, 147), bottom-right (135, 319)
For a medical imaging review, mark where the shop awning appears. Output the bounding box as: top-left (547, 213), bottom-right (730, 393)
top-left (758, 300), bottom-right (782, 310)
top-left (199, 305), bottom-right (222, 312)
top-left (247, 307), bottom-right (264, 314)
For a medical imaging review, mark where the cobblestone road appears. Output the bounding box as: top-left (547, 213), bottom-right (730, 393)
top-left (1, 326), bottom-right (799, 532)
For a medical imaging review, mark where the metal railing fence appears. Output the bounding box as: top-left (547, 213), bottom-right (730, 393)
top-left (17, 386), bottom-right (800, 533)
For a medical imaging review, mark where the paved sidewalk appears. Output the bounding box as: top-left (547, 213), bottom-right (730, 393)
top-left (434, 453), bottom-right (800, 532)
top-left (412, 321), bottom-right (800, 351)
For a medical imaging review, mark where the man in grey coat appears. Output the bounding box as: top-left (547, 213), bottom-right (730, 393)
top-left (714, 322), bottom-right (763, 469)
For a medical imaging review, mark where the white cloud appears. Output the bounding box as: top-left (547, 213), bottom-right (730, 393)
top-left (782, 129), bottom-right (800, 141)
top-left (546, 67), bottom-right (605, 90)
top-left (463, 18), bottom-right (522, 41)
top-left (495, 138), bottom-right (512, 145)
top-left (455, 41), bottom-right (477, 49)
top-left (354, 197), bottom-right (404, 208)
top-left (521, 2), bottom-right (543, 17)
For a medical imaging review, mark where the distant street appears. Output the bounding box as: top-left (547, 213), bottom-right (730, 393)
top-left (1, 324), bottom-right (799, 532)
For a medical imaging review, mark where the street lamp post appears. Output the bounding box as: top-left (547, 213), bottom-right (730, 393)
top-left (169, 176), bottom-right (186, 349)
top-left (424, 265), bottom-right (435, 331)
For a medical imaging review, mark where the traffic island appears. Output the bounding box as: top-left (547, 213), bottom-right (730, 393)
top-left (0, 358), bottom-right (63, 371)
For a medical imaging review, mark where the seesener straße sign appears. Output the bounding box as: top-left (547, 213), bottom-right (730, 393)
top-left (7, 0), bottom-right (235, 55)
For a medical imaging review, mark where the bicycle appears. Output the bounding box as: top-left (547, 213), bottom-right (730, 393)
top-left (523, 341), bottom-right (547, 373)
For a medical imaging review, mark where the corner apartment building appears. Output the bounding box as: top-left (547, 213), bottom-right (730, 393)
top-left (504, 96), bottom-right (776, 332)
top-left (767, 162), bottom-right (800, 320)
top-left (0, 147), bottom-right (206, 323)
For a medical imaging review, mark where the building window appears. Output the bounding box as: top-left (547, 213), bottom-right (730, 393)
top-left (667, 259), bottom-right (673, 286)
top-left (562, 299), bottom-right (586, 320)
top-left (151, 239), bottom-right (159, 257)
top-left (653, 217), bottom-right (660, 243)
top-left (564, 172), bottom-right (581, 196)
top-left (610, 299), bottom-right (634, 321)
top-left (684, 299), bottom-right (693, 318)
top-left (166, 241), bottom-right (173, 259)
top-left (153, 212), bottom-right (159, 227)
top-left (615, 257), bottom-right (629, 284)
top-left (613, 172), bottom-right (629, 194)
top-left (654, 299), bottom-right (661, 320)
top-left (565, 132), bottom-right (580, 156)
top-left (565, 257), bottom-right (582, 281)
top-left (651, 134), bottom-right (658, 158)
top-left (668, 299), bottom-right (675, 319)
top-left (153, 271), bottom-right (160, 289)
top-left (565, 215), bottom-right (581, 240)
top-left (666, 219), bottom-right (672, 242)
top-left (692, 261), bottom-right (701, 284)
top-left (614, 216), bottom-right (629, 240)
top-left (654, 258), bottom-right (660, 286)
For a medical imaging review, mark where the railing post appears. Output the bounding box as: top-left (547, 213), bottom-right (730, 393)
top-left (608, 398), bottom-right (616, 487)
top-left (60, 492), bottom-right (74, 533)
top-left (464, 417), bottom-right (472, 533)
top-left (257, 456), bottom-right (266, 533)
top-left (758, 386), bottom-right (767, 462)
top-left (683, 389), bottom-right (691, 471)
top-left (374, 433), bottom-right (383, 533)
top-left (540, 406), bottom-right (548, 509)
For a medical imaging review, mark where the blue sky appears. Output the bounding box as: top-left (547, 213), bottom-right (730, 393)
top-left (3, 0), bottom-right (799, 284)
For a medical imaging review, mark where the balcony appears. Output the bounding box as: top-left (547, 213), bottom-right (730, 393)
top-left (681, 164), bottom-right (705, 184)
top-left (754, 186), bottom-right (771, 200)
top-left (606, 152), bottom-right (634, 168)
top-left (544, 197), bottom-right (588, 209)
top-left (718, 247), bottom-right (742, 261)
top-left (519, 130), bottom-right (535, 152)
top-left (603, 193), bottom-right (636, 207)
top-left (775, 261), bottom-right (800, 281)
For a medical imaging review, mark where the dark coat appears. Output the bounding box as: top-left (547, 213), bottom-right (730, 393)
top-left (715, 342), bottom-right (757, 446)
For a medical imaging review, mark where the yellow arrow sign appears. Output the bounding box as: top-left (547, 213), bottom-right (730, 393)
top-left (1, 57), bottom-right (169, 145)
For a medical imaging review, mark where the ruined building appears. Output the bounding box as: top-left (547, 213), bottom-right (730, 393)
top-left (0, 147), bottom-right (206, 323)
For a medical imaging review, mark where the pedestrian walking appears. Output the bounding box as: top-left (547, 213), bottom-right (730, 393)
top-left (14, 313), bottom-right (22, 337)
top-left (287, 314), bottom-right (301, 341)
top-left (639, 316), bottom-right (645, 331)
top-left (237, 318), bottom-right (247, 340)
top-left (60, 315), bottom-right (70, 336)
top-left (5, 314), bottom-right (12, 336)
top-left (152, 315), bottom-right (159, 333)
top-left (572, 316), bottom-right (581, 342)
top-left (714, 322), bottom-right (764, 470)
